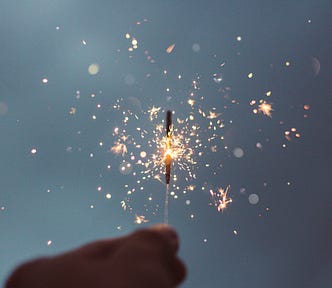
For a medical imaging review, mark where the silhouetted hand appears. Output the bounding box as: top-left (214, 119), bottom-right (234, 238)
top-left (6, 225), bottom-right (186, 288)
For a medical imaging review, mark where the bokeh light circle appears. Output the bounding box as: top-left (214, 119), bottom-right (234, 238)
top-left (88, 63), bottom-right (99, 75)
top-left (192, 43), bottom-right (201, 52)
top-left (119, 161), bottom-right (133, 175)
top-left (233, 147), bottom-right (244, 158)
top-left (0, 102), bottom-right (8, 115)
top-left (248, 193), bottom-right (259, 205)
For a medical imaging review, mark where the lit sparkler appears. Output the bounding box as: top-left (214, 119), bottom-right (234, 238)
top-left (67, 21), bottom-right (308, 226)
top-left (164, 110), bottom-right (172, 224)
top-left (165, 110), bottom-right (172, 185)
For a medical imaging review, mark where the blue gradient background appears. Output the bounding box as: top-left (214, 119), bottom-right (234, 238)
top-left (0, 1), bottom-right (331, 287)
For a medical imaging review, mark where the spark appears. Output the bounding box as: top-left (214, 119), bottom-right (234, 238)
top-left (69, 107), bottom-right (76, 115)
top-left (110, 142), bottom-right (128, 156)
top-left (265, 90), bottom-right (272, 97)
top-left (258, 101), bottom-right (273, 117)
top-left (210, 186), bottom-right (232, 212)
top-left (206, 111), bottom-right (221, 119)
top-left (148, 106), bottom-right (161, 121)
top-left (134, 214), bottom-right (149, 224)
top-left (187, 185), bottom-right (195, 191)
top-left (166, 43), bottom-right (176, 54)
top-left (121, 201), bottom-right (127, 211)
top-left (188, 99), bottom-right (195, 106)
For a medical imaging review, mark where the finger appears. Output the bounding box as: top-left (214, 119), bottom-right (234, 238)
top-left (5, 258), bottom-right (50, 288)
top-left (127, 226), bottom-right (185, 286)
top-left (167, 256), bottom-right (187, 286)
top-left (149, 225), bottom-right (186, 285)
top-left (70, 236), bottom-right (127, 259)
top-left (150, 224), bottom-right (179, 253)
top-left (129, 224), bottom-right (179, 256)
top-left (70, 225), bottom-right (179, 260)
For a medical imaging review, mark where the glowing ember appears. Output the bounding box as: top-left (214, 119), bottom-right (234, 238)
top-left (210, 186), bottom-right (232, 211)
top-left (166, 43), bottom-right (176, 54)
top-left (134, 215), bottom-right (149, 224)
top-left (258, 101), bottom-right (273, 117)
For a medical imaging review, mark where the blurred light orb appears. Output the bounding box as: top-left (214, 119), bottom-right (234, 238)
top-left (213, 73), bottom-right (223, 84)
top-left (192, 43), bottom-right (200, 52)
top-left (0, 102), bottom-right (8, 115)
top-left (256, 142), bottom-right (263, 149)
top-left (140, 151), bottom-right (147, 158)
top-left (66, 146), bottom-right (73, 153)
top-left (88, 63), bottom-right (99, 75)
top-left (119, 162), bottom-right (133, 175)
top-left (311, 57), bottom-right (320, 77)
top-left (247, 72), bottom-right (254, 79)
top-left (233, 147), bottom-right (244, 158)
top-left (123, 96), bottom-right (142, 113)
top-left (124, 74), bottom-right (136, 85)
top-left (248, 193), bottom-right (259, 205)
top-left (31, 148), bottom-right (37, 154)
top-left (42, 78), bottom-right (48, 84)
top-left (106, 193), bottom-right (112, 199)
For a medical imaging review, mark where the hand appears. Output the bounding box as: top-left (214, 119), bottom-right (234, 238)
top-left (6, 225), bottom-right (186, 288)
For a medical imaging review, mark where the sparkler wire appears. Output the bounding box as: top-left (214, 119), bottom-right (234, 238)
top-left (164, 110), bottom-right (172, 224)
top-left (164, 184), bottom-right (169, 224)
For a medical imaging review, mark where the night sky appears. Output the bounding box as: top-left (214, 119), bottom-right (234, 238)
top-left (0, 1), bottom-right (331, 287)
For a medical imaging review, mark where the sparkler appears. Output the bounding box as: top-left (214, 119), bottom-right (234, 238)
top-left (165, 110), bottom-right (172, 185)
top-left (164, 110), bottom-right (172, 224)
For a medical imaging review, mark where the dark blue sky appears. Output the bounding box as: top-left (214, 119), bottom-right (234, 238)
top-left (0, 1), bottom-right (331, 287)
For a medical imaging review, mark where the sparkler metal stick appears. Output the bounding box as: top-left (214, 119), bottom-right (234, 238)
top-left (164, 110), bottom-right (172, 224)
top-left (165, 110), bottom-right (172, 185)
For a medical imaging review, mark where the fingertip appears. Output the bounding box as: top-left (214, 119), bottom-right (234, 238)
top-left (170, 258), bottom-right (187, 286)
top-left (150, 224), bottom-right (179, 252)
